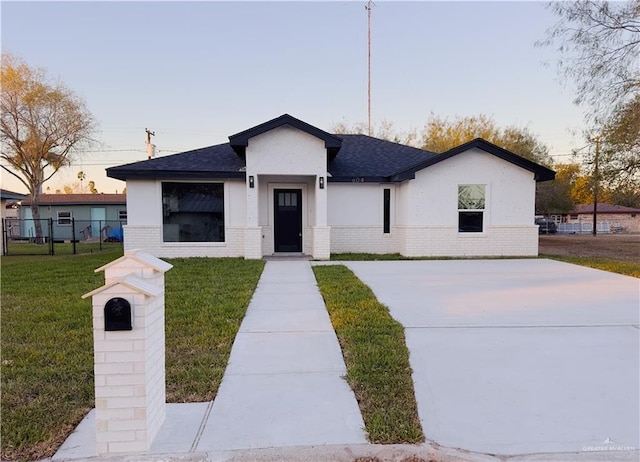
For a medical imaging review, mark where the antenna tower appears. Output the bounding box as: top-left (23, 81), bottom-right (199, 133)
top-left (366, 1), bottom-right (374, 136)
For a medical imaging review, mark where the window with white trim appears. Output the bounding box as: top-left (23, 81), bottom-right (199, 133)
top-left (118, 210), bottom-right (127, 220)
top-left (57, 211), bottom-right (72, 225)
top-left (458, 184), bottom-right (485, 233)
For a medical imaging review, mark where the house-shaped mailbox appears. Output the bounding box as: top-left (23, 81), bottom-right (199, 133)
top-left (82, 250), bottom-right (172, 455)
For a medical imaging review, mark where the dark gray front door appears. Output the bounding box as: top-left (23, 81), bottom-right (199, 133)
top-left (274, 189), bottom-right (302, 252)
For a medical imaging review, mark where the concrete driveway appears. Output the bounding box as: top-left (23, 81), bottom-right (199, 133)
top-left (342, 259), bottom-right (639, 456)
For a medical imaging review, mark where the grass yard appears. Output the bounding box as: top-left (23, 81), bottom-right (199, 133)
top-left (0, 253), bottom-right (264, 461)
top-left (540, 234), bottom-right (640, 278)
top-left (313, 265), bottom-right (424, 444)
top-left (3, 241), bottom-right (124, 256)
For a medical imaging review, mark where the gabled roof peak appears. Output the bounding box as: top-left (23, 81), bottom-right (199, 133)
top-left (228, 114), bottom-right (343, 159)
top-left (392, 137), bottom-right (555, 182)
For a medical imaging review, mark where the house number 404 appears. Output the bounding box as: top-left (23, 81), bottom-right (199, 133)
top-left (351, 177), bottom-right (365, 183)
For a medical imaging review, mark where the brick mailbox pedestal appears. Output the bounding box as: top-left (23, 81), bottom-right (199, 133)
top-left (82, 250), bottom-right (172, 455)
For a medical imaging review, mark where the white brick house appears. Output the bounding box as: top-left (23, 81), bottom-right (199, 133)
top-left (107, 114), bottom-right (555, 259)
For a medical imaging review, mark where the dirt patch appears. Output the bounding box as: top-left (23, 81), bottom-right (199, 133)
top-left (539, 234), bottom-right (640, 262)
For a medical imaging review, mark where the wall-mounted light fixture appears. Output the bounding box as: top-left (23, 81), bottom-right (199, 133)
top-left (249, 175), bottom-right (255, 188)
top-left (319, 177), bottom-right (325, 189)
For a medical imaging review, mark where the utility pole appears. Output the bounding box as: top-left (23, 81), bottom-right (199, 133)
top-left (366, 1), bottom-right (373, 136)
top-left (591, 135), bottom-right (601, 236)
top-left (145, 128), bottom-right (156, 160)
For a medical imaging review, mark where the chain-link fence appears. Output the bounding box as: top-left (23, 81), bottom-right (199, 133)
top-left (2, 218), bottom-right (125, 256)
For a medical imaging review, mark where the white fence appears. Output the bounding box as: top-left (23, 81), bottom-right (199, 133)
top-left (557, 222), bottom-right (612, 234)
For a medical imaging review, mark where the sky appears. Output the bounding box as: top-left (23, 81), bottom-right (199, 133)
top-left (1, 0), bottom-right (587, 195)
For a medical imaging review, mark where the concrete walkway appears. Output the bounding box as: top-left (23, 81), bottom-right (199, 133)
top-left (193, 260), bottom-right (366, 450)
top-left (54, 261), bottom-right (366, 460)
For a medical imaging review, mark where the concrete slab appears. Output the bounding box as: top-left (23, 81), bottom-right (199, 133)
top-left (344, 259), bottom-right (639, 327)
top-left (246, 291), bottom-right (327, 310)
top-left (408, 326), bottom-right (639, 454)
top-left (196, 372), bottom-right (365, 451)
top-left (340, 259), bottom-right (640, 456)
top-left (52, 409), bottom-right (96, 460)
top-left (224, 331), bottom-right (347, 374)
top-left (240, 309), bottom-right (333, 332)
top-left (258, 261), bottom-right (318, 284)
top-left (53, 403), bottom-right (211, 460)
top-left (150, 402), bottom-right (210, 453)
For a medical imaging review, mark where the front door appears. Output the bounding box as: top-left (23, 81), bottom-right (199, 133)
top-left (274, 189), bottom-right (302, 252)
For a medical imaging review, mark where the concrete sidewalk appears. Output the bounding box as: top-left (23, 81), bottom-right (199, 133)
top-left (54, 261), bottom-right (366, 460)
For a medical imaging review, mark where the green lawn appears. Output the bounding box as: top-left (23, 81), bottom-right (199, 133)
top-left (3, 241), bottom-right (123, 256)
top-left (0, 252), bottom-right (264, 461)
top-left (540, 254), bottom-right (640, 278)
top-left (6, 247), bottom-right (631, 461)
top-left (313, 265), bottom-right (424, 444)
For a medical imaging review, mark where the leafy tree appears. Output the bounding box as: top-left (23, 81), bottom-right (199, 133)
top-left (61, 180), bottom-right (98, 194)
top-left (420, 113), bottom-right (554, 166)
top-left (540, 0), bottom-right (640, 120)
top-left (1, 53), bottom-right (96, 240)
top-left (536, 163), bottom-right (580, 214)
top-left (332, 119), bottom-right (420, 146)
top-left (542, 1), bottom-right (639, 209)
top-left (421, 113), bottom-right (499, 154)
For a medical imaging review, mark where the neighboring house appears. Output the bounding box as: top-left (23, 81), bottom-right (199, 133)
top-left (564, 203), bottom-right (640, 234)
top-left (1, 189), bottom-right (27, 254)
top-left (1, 188), bottom-right (26, 220)
top-left (19, 194), bottom-right (127, 241)
top-left (107, 114), bottom-right (555, 260)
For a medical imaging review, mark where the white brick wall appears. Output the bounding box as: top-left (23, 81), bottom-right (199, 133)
top-left (244, 226), bottom-right (263, 259)
top-left (124, 225), bottom-right (244, 258)
top-left (330, 226), bottom-right (401, 254)
top-left (311, 226), bottom-right (331, 260)
top-left (400, 225), bottom-right (538, 257)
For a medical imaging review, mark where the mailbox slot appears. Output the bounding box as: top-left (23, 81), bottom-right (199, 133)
top-left (104, 297), bottom-right (132, 331)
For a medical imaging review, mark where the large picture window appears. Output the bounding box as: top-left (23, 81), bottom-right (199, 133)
top-left (458, 184), bottom-right (485, 233)
top-left (162, 183), bottom-right (225, 242)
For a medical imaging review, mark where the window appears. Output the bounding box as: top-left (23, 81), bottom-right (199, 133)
top-left (57, 211), bottom-right (72, 225)
top-left (383, 188), bottom-right (391, 234)
top-left (458, 184), bottom-right (485, 233)
top-left (118, 210), bottom-right (127, 220)
top-left (162, 183), bottom-right (224, 242)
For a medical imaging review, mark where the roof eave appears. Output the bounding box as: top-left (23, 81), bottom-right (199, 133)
top-left (391, 138), bottom-right (556, 183)
top-left (107, 169), bottom-right (246, 181)
top-left (229, 113), bottom-right (343, 156)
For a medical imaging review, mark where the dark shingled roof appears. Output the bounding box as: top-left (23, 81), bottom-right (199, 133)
top-left (108, 135), bottom-right (436, 183)
top-left (107, 116), bottom-right (555, 183)
top-left (328, 135), bottom-right (437, 181)
top-left (107, 144), bottom-right (245, 181)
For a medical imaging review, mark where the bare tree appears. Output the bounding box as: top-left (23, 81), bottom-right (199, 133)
top-left (1, 53), bottom-right (96, 240)
top-left (540, 0), bottom-right (640, 120)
